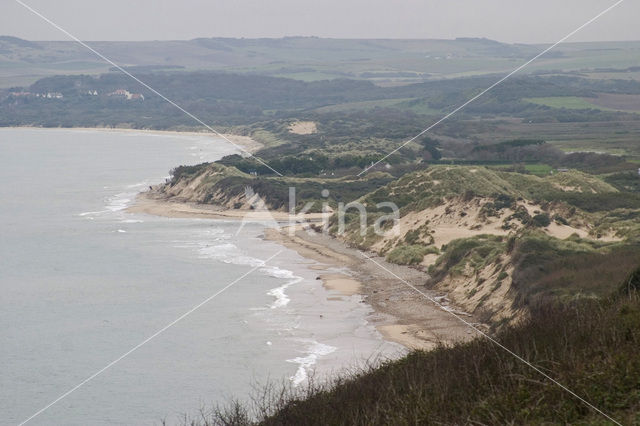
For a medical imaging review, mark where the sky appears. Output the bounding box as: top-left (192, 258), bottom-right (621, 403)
top-left (1, 0), bottom-right (638, 44)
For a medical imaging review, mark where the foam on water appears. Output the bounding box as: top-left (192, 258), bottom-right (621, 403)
top-left (77, 210), bottom-right (109, 217)
top-left (73, 165), bottom-right (384, 393)
top-left (106, 192), bottom-right (134, 212)
top-left (79, 176), bottom-right (171, 220)
top-left (173, 227), bottom-right (325, 378)
top-left (287, 340), bottom-right (337, 386)
top-left (260, 266), bottom-right (297, 280)
top-left (266, 277), bottom-right (303, 309)
top-left (106, 179), bottom-right (153, 213)
top-left (197, 243), bottom-right (267, 268)
top-left (191, 238), bottom-right (304, 309)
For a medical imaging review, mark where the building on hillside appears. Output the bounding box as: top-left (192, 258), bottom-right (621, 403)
top-left (30, 92), bottom-right (63, 99)
top-left (9, 91), bottom-right (32, 97)
top-left (108, 89), bottom-right (144, 100)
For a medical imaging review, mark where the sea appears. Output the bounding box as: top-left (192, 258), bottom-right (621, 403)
top-left (0, 128), bottom-right (403, 425)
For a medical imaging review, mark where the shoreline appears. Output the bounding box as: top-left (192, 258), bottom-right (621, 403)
top-left (81, 123), bottom-right (481, 351)
top-left (128, 194), bottom-right (477, 351)
top-left (264, 225), bottom-right (476, 351)
top-left (2, 126), bottom-right (264, 154)
top-left (128, 191), bottom-right (327, 222)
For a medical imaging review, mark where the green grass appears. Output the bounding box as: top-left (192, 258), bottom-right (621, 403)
top-left (312, 98), bottom-right (419, 113)
top-left (486, 164), bottom-right (554, 177)
top-left (363, 166), bottom-right (618, 215)
top-left (524, 96), bottom-right (605, 110)
top-left (270, 71), bottom-right (346, 82)
top-left (510, 233), bottom-right (638, 305)
top-left (429, 235), bottom-right (506, 279)
top-left (524, 163), bottom-right (553, 176)
top-left (385, 244), bottom-right (438, 265)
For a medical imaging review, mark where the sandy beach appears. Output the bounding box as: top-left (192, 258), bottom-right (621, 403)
top-left (264, 225), bottom-right (478, 350)
top-left (128, 191), bottom-right (327, 222)
top-left (91, 125), bottom-right (482, 351)
top-left (127, 190), bottom-right (478, 350)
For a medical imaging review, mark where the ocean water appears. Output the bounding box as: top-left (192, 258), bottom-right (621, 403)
top-left (0, 128), bottom-right (402, 425)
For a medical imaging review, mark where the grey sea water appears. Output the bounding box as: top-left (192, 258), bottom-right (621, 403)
top-left (0, 128), bottom-right (401, 425)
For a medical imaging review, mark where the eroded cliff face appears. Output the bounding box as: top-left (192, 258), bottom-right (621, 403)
top-left (154, 163), bottom-right (261, 210)
top-left (161, 162), bottom-right (630, 327)
top-left (332, 167), bottom-right (624, 326)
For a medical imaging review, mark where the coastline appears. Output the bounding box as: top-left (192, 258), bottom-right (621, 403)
top-left (128, 191), bottom-right (327, 222)
top-left (128, 194), bottom-right (477, 351)
top-left (264, 225), bottom-right (476, 351)
top-left (69, 124), bottom-right (480, 351)
top-left (3, 126), bottom-right (264, 154)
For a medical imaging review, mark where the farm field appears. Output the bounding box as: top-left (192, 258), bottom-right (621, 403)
top-left (524, 96), bottom-right (605, 110)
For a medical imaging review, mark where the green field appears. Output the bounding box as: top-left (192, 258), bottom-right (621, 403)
top-left (312, 97), bottom-right (417, 113)
top-left (312, 97), bottom-right (441, 114)
top-left (524, 163), bottom-right (553, 175)
top-left (524, 96), bottom-right (603, 110)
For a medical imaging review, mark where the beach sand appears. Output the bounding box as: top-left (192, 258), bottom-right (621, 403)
top-left (128, 190), bottom-right (478, 350)
top-left (111, 123), bottom-right (480, 351)
top-left (128, 192), bottom-right (327, 222)
top-left (320, 274), bottom-right (362, 296)
top-left (264, 226), bottom-right (478, 351)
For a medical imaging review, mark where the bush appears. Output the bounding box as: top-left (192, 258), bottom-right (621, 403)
top-left (386, 244), bottom-right (437, 265)
top-left (169, 163), bottom-right (209, 183)
top-left (511, 235), bottom-right (640, 307)
top-left (531, 213), bottom-right (551, 227)
top-left (553, 214), bottom-right (568, 225)
top-left (621, 265), bottom-right (640, 296)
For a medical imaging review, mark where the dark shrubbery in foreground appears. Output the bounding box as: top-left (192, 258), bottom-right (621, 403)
top-left (179, 268), bottom-right (640, 425)
top-left (511, 240), bottom-right (640, 308)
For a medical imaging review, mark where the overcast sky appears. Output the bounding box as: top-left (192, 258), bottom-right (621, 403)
top-left (2, 0), bottom-right (637, 43)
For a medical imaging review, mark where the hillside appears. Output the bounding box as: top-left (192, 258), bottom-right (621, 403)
top-left (336, 166), bottom-right (640, 323)
top-left (159, 163), bottom-right (640, 326)
top-left (156, 162), bottom-right (395, 212)
top-left (4, 36), bottom-right (640, 88)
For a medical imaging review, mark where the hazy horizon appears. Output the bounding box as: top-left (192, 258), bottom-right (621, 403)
top-left (4, 34), bottom-right (640, 45)
top-left (2, 0), bottom-right (638, 44)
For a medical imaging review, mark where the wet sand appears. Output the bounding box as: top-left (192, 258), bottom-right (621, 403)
top-left (128, 190), bottom-right (479, 350)
top-left (128, 192), bottom-right (327, 222)
top-left (264, 226), bottom-right (478, 350)
top-left (117, 120), bottom-right (480, 351)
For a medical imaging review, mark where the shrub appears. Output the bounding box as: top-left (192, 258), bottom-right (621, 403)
top-left (553, 214), bottom-right (568, 225)
top-left (531, 213), bottom-right (551, 227)
top-left (403, 229), bottom-right (421, 245)
top-left (386, 244), bottom-right (438, 265)
top-left (621, 265), bottom-right (640, 296)
top-left (511, 235), bottom-right (640, 307)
